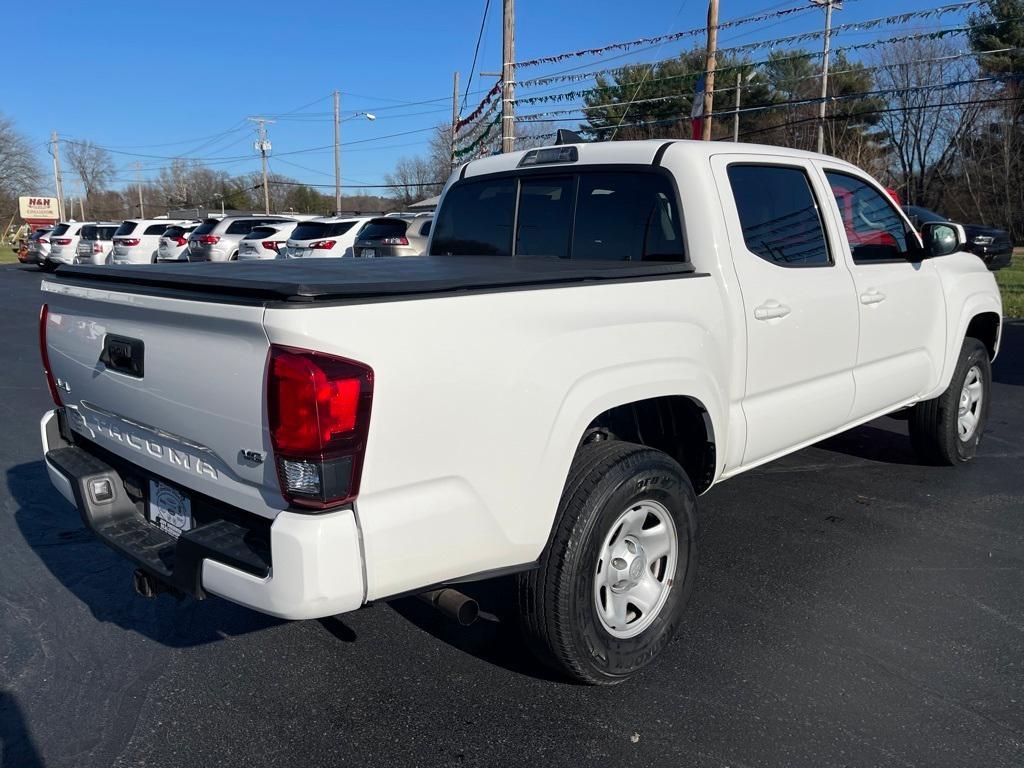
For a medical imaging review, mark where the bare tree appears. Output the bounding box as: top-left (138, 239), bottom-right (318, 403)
top-left (385, 155), bottom-right (444, 208)
top-left (874, 38), bottom-right (981, 206)
top-left (64, 140), bottom-right (114, 197)
top-left (0, 113), bottom-right (42, 206)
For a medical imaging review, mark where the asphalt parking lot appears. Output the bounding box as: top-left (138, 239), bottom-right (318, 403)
top-left (1, 263), bottom-right (1021, 768)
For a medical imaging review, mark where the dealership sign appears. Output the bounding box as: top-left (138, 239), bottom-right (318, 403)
top-left (19, 196), bottom-right (59, 220)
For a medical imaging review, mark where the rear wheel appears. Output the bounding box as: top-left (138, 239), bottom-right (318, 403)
top-left (516, 440), bottom-right (697, 685)
top-left (909, 337), bottom-right (991, 465)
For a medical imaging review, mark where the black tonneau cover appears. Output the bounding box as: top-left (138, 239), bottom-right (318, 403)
top-left (54, 256), bottom-right (698, 303)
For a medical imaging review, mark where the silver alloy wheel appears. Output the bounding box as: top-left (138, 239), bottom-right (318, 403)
top-left (957, 365), bottom-right (984, 442)
top-left (593, 500), bottom-right (678, 639)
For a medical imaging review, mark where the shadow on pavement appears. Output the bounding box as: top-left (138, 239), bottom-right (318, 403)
top-left (388, 577), bottom-right (566, 683)
top-left (994, 319), bottom-right (1023, 386)
top-left (9, 461), bottom-right (283, 648)
top-left (0, 689), bottom-right (44, 768)
top-left (814, 420), bottom-right (922, 466)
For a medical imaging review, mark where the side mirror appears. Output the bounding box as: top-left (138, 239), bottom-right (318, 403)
top-left (921, 221), bottom-right (965, 258)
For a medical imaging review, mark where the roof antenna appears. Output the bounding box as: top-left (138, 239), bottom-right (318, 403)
top-left (555, 129), bottom-right (584, 145)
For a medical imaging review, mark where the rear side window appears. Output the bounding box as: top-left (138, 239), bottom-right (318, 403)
top-left (727, 165), bottom-right (831, 267)
top-left (572, 172), bottom-right (685, 261)
top-left (430, 178), bottom-right (516, 255)
top-left (826, 171), bottom-right (915, 264)
top-left (191, 220), bottom-right (218, 236)
top-left (419, 220), bottom-right (432, 237)
top-left (114, 221), bottom-right (138, 236)
top-left (144, 223), bottom-right (169, 235)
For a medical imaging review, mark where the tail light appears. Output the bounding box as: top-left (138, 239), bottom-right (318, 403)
top-left (379, 237), bottom-right (409, 246)
top-left (267, 346), bottom-right (373, 509)
top-left (196, 235), bottom-right (220, 245)
top-left (116, 238), bottom-right (141, 247)
top-left (172, 235), bottom-right (188, 247)
top-left (310, 240), bottom-right (336, 250)
top-left (40, 238), bottom-right (49, 244)
top-left (52, 238), bottom-right (72, 245)
top-left (92, 243), bottom-right (105, 253)
top-left (39, 304), bottom-right (62, 406)
top-left (262, 240), bottom-right (284, 252)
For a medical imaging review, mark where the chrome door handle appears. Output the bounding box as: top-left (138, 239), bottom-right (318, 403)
top-left (753, 301), bottom-right (792, 321)
top-left (859, 289), bottom-right (886, 306)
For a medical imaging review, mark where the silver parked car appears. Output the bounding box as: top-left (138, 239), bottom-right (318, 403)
top-left (352, 215), bottom-right (433, 258)
top-left (75, 222), bottom-right (120, 265)
top-left (187, 215), bottom-right (295, 262)
top-left (283, 217), bottom-right (372, 259)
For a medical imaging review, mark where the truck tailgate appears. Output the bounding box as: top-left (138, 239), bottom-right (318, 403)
top-left (41, 280), bottom-right (280, 518)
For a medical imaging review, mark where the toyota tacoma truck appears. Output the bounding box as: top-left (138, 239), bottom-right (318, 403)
top-left (38, 140), bottom-right (1002, 684)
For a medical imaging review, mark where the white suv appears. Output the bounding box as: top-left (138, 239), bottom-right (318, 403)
top-left (284, 216), bottom-right (371, 258)
top-left (110, 219), bottom-right (191, 264)
top-left (46, 221), bottom-right (88, 266)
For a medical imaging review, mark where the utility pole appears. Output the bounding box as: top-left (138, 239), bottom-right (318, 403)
top-left (501, 0), bottom-right (516, 153)
top-left (248, 117), bottom-right (275, 214)
top-left (451, 71), bottom-right (460, 169)
top-left (813, 0), bottom-right (841, 154)
top-left (701, 0), bottom-right (719, 141)
top-left (50, 132), bottom-right (65, 221)
top-left (334, 91), bottom-right (342, 214)
top-left (733, 71), bottom-right (741, 142)
top-left (79, 195), bottom-right (86, 220)
top-left (134, 161), bottom-right (145, 218)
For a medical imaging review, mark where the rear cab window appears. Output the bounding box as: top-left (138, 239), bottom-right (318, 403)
top-left (430, 169), bottom-right (685, 261)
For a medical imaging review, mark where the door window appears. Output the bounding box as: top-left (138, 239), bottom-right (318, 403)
top-left (727, 164), bottom-right (831, 267)
top-left (825, 171), bottom-right (917, 264)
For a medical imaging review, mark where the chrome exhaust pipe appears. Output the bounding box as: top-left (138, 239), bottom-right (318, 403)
top-left (417, 588), bottom-right (479, 626)
top-left (132, 568), bottom-right (159, 598)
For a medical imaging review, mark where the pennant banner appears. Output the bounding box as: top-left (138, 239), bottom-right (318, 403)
top-left (454, 112), bottom-right (502, 157)
top-left (456, 81), bottom-right (502, 132)
top-left (516, 1), bottom-right (983, 69)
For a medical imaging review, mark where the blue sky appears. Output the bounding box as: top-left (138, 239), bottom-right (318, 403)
top-left (7, 0), bottom-right (956, 197)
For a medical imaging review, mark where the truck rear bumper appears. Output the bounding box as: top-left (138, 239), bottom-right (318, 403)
top-left (40, 409), bottom-right (365, 620)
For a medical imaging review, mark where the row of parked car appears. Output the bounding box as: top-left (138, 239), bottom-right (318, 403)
top-left (21, 212), bottom-right (436, 269)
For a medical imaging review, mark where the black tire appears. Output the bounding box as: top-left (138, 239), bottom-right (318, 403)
top-left (909, 337), bottom-right (991, 465)
top-left (516, 440), bottom-right (697, 685)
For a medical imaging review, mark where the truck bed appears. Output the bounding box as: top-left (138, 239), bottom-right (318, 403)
top-left (53, 256), bottom-right (698, 304)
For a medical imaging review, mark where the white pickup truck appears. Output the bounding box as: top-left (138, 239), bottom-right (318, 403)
top-left (39, 140), bottom-right (1002, 684)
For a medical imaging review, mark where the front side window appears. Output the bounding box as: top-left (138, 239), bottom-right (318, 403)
top-left (727, 165), bottom-right (831, 267)
top-left (826, 171), bottom-right (917, 264)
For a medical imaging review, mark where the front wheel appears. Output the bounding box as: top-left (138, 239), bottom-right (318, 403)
top-left (516, 440), bottom-right (697, 685)
top-left (909, 337), bottom-right (991, 465)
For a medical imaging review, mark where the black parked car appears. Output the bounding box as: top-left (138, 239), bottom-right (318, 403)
top-left (903, 205), bottom-right (1012, 270)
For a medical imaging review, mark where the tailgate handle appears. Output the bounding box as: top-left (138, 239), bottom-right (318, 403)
top-left (100, 334), bottom-right (145, 378)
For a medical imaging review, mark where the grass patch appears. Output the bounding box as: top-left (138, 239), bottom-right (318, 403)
top-left (0, 246), bottom-right (21, 264)
top-left (996, 250), bottom-right (1024, 319)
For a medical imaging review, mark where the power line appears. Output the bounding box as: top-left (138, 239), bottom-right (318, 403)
top-left (463, 0), bottom-right (493, 108)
